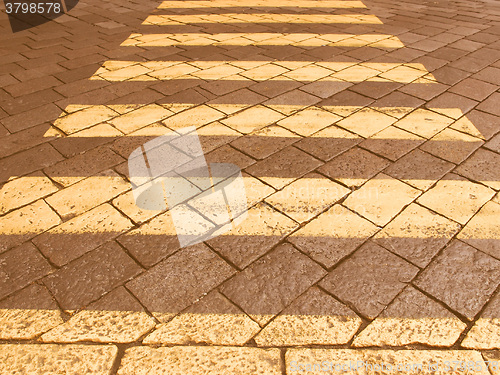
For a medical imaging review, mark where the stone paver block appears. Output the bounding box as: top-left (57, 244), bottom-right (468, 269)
top-left (462, 291), bottom-right (500, 349)
top-left (46, 169), bottom-right (129, 219)
top-left (0, 284), bottom-right (63, 340)
top-left (220, 243), bottom-right (326, 326)
top-left (417, 173), bottom-right (495, 225)
top-left (265, 173), bottom-right (350, 223)
top-left (318, 147), bottom-right (390, 188)
top-left (277, 107), bottom-right (341, 136)
top-left (54, 106), bottom-right (117, 134)
top-left (415, 240), bottom-right (500, 320)
top-left (426, 93), bottom-right (478, 119)
top-left (344, 173), bottom-right (421, 226)
top-left (353, 286), bottom-right (466, 347)
top-left (476, 92), bottom-right (500, 117)
top-left (455, 148), bottom-right (500, 191)
top-left (43, 242), bottom-right (142, 310)
top-left (393, 109), bottom-right (454, 138)
top-left (109, 104), bottom-right (173, 134)
top-left (458, 201), bottom-right (500, 261)
top-left (289, 205), bottom-right (378, 268)
top-left (483, 352), bottom-right (500, 375)
top-left (0, 172), bottom-right (58, 215)
top-left (162, 105), bottom-right (225, 129)
top-left (144, 290), bottom-right (260, 345)
top-left (374, 203), bottom-right (460, 268)
top-left (230, 125), bottom-right (300, 160)
top-left (0, 199), bottom-right (61, 253)
top-left (420, 128), bottom-right (483, 164)
top-left (34, 203), bottom-right (133, 266)
top-left (112, 190), bottom-right (160, 224)
top-left (320, 241), bottom-right (419, 319)
top-left (0, 344), bottom-right (117, 374)
top-left (286, 349), bottom-right (489, 374)
top-left (452, 110), bottom-right (499, 141)
top-left (0, 242), bottom-right (52, 300)
top-left (127, 243), bottom-right (234, 322)
top-left (41, 286), bottom-right (155, 343)
top-left (336, 108), bottom-right (396, 138)
top-left (118, 346), bottom-right (281, 375)
top-left (295, 125), bottom-right (361, 161)
top-left (360, 126), bottom-right (425, 161)
top-left (207, 202), bottom-right (298, 269)
top-left (255, 287), bottom-right (361, 346)
top-left (246, 146), bottom-right (322, 190)
top-left (221, 105), bottom-right (285, 134)
top-left (384, 149), bottom-right (454, 190)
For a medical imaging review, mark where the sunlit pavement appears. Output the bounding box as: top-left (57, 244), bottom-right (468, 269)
top-left (1, 0), bottom-right (500, 373)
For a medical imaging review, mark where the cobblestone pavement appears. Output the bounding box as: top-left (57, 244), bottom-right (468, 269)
top-left (1, 0), bottom-right (500, 372)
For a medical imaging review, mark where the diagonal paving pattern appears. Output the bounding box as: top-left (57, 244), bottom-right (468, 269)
top-left (1, 0), bottom-right (500, 372)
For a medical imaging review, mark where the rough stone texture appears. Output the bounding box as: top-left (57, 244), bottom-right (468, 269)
top-left (318, 147), bottom-right (390, 188)
top-left (289, 205), bottom-right (378, 268)
top-left (0, 284), bottom-right (64, 340)
top-left (118, 346), bottom-right (281, 375)
top-left (353, 286), bottom-right (466, 347)
top-left (207, 202), bottom-right (298, 269)
top-left (34, 203), bottom-right (133, 266)
top-left (343, 173), bottom-right (421, 226)
top-left (417, 173), bottom-right (495, 225)
top-left (458, 201), bottom-right (500, 261)
top-left (393, 108), bottom-right (454, 138)
top-left (286, 349), bottom-right (490, 374)
top-left (374, 203), bottom-right (460, 268)
top-left (455, 148), bottom-right (500, 190)
top-left (0, 242), bottom-right (52, 300)
top-left (320, 242), bottom-right (419, 319)
top-left (255, 287), bottom-right (362, 346)
top-left (360, 126), bottom-right (425, 161)
top-left (41, 287), bottom-right (156, 343)
top-left (144, 290), bottom-right (260, 345)
top-left (0, 200), bottom-right (61, 254)
top-left (220, 243), bottom-right (326, 325)
top-left (482, 352), bottom-right (500, 375)
top-left (43, 242), bottom-right (142, 310)
top-left (0, 344), bottom-right (117, 374)
top-left (127, 244), bottom-right (235, 322)
top-left (414, 240), bottom-right (500, 320)
top-left (462, 292), bottom-right (500, 349)
top-left (265, 173), bottom-right (350, 223)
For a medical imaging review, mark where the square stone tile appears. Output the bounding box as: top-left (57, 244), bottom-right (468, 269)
top-left (245, 146), bottom-right (322, 190)
top-left (360, 126), bottom-right (425, 161)
top-left (426, 92), bottom-right (478, 119)
top-left (344, 173), bottom-right (421, 226)
top-left (220, 243), bottom-right (326, 326)
top-left (384, 149), bottom-right (454, 190)
top-left (393, 108), bottom-right (454, 138)
top-left (318, 147), bottom-right (390, 188)
top-left (449, 78), bottom-right (498, 101)
top-left (353, 286), bottom-right (466, 347)
top-left (289, 205), bottom-right (378, 269)
top-left (420, 128), bottom-right (483, 164)
top-left (452, 110), bottom-right (500, 141)
top-left (221, 105), bottom-right (285, 134)
top-left (476, 92), bottom-right (500, 116)
top-left (414, 240), bottom-right (500, 320)
top-left (336, 108), bottom-right (396, 137)
top-left (207, 202), bottom-right (299, 269)
top-left (277, 107), bottom-right (341, 136)
top-left (458, 201), bottom-right (500, 261)
top-left (264, 89), bottom-right (321, 115)
top-left (455, 148), bottom-right (500, 190)
top-left (265, 172), bottom-right (350, 223)
top-left (43, 242), bottom-right (142, 311)
top-left (205, 144), bottom-right (256, 171)
top-left (462, 292), bottom-right (500, 349)
top-left (295, 125), bottom-right (361, 162)
top-left (374, 203), bottom-right (461, 268)
top-left (230, 125), bottom-right (299, 160)
top-left (371, 91), bottom-right (425, 119)
top-left (320, 241), bottom-right (419, 319)
top-left (127, 243), bottom-right (234, 322)
top-left (417, 173), bottom-right (495, 225)
top-left (254, 286), bottom-right (362, 346)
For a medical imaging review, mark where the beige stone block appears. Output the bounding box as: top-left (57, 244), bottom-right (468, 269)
top-left (286, 349), bottom-right (489, 374)
top-left (255, 287), bottom-right (361, 346)
top-left (482, 352), bottom-right (500, 375)
top-left (277, 107), bottom-right (341, 136)
top-left (353, 286), bottom-right (466, 347)
top-left (118, 346), bottom-right (281, 375)
top-left (221, 105), bottom-right (285, 134)
top-left (109, 104), bottom-right (173, 134)
top-left (344, 174), bottom-right (421, 226)
top-left (162, 105), bottom-right (225, 129)
top-left (420, 128), bottom-right (483, 164)
top-left (337, 108), bottom-right (396, 137)
top-left (394, 109), bottom-right (454, 138)
top-left (417, 174), bottom-right (495, 225)
top-left (54, 106), bottom-right (117, 134)
top-left (0, 344), bottom-right (117, 374)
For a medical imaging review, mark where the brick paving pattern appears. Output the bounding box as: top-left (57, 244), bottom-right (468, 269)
top-left (1, 0), bottom-right (500, 372)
